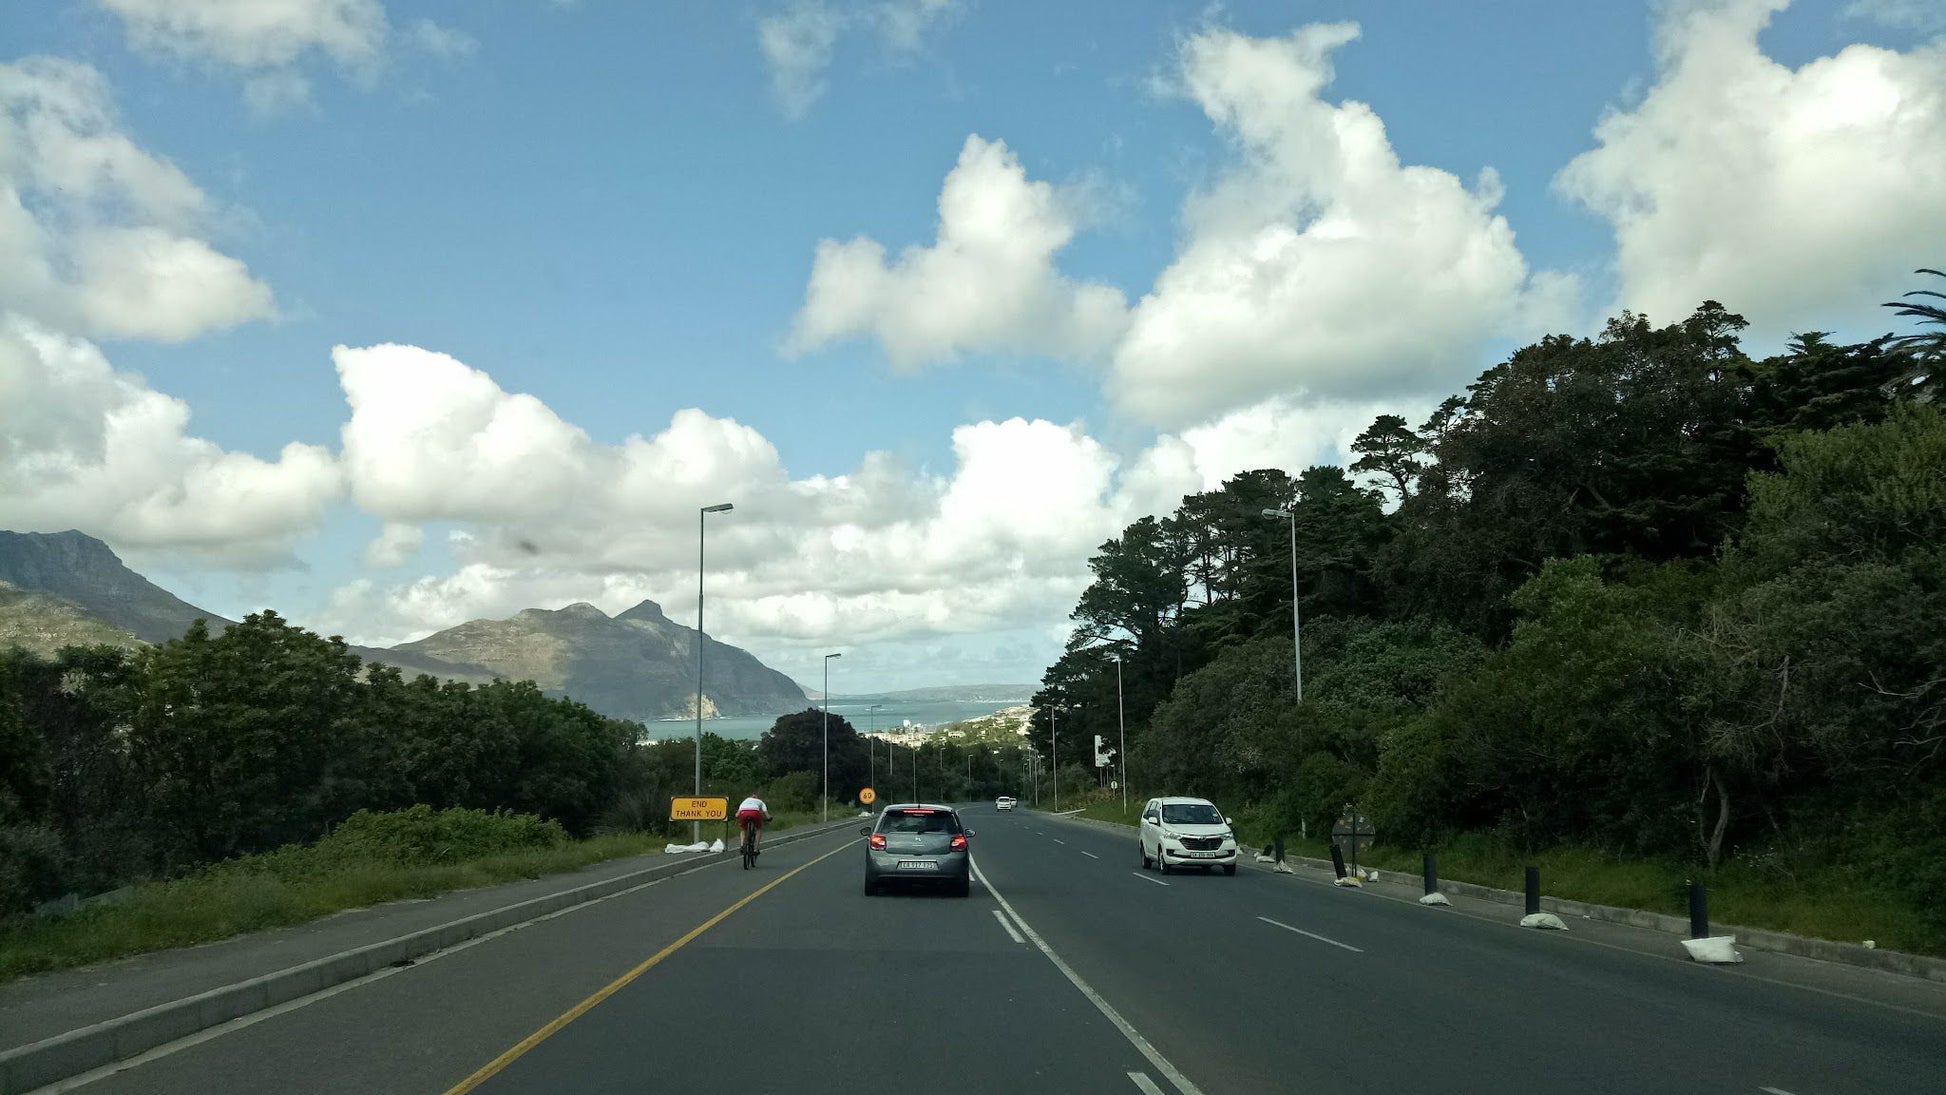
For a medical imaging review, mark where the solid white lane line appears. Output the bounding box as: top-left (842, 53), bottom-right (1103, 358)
top-left (1257, 916), bottom-right (1363, 953)
top-left (1758, 1088), bottom-right (1797, 1095)
top-left (1131, 872), bottom-right (1169, 887)
top-left (1054, 839), bottom-right (1067, 845)
top-left (1079, 850), bottom-right (1100, 860)
top-left (1129, 1072), bottom-right (1167, 1094)
top-left (992, 908), bottom-right (1026, 944)
top-left (971, 860), bottom-right (1206, 1095)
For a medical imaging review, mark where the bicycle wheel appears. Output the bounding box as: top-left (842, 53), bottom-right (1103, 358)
top-left (741, 829), bottom-right (755, 870)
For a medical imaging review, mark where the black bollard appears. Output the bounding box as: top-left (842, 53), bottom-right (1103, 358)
top-left (1329, 842), bottom-right (1347, 879)
top-left (1423, 853), bottom-right (1438, 896)
top-left (1524, 866), bottom-right (1540, 916)
top-left (1273, 836), bottom-right (1285, 864)
top-left (1688, 882), bottom-right (1709, 939)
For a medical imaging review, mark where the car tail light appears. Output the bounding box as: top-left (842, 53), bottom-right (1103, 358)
top-left (869, 833), bottom-right (886, 850)
top-left (950, 834), bottom-right (967, 851)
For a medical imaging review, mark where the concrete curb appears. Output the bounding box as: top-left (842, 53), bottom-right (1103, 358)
top-left (1044, 812), bottom-right (1946, 985)
top-left (0, 818), bottom-right (860, 1095)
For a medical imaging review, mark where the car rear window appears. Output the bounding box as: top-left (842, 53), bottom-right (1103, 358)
top-left (879, 809), bottom-right (963, 834)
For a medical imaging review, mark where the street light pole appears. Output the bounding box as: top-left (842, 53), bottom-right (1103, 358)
top-left (867, 703), bottom-right (883, 794)
top-left (1116, 653), bottom-right (1127, 815)
top-left (694, 502), bottom-right (733, 843)
top-left (821, 652), bottom-right (842, 823)
top-left (1050, 704), bottom-right (1059, 814)
top-left (1263, 505), bottom-right (1305, 836)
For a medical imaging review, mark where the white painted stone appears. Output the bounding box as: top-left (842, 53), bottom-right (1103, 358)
top-left (1419, 892), bottom-right (1452, 906)
top-left (1682, 936), bottom-right (1743, 963)
top-left (1520, 912), bottom-right (1569, 930)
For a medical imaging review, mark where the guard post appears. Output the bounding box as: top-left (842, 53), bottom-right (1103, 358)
top-left (1331, 804), bottom-right (1375, 882)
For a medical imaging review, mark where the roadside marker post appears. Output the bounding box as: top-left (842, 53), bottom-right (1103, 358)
top-left (1688, 882), bottom-right (1709, 940)
top-left (1423, 854), bottom-right (1437, 896)
top-left (1524, 867), bottom-right (1541, 916)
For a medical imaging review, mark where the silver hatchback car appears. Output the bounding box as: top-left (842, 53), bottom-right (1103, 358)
top-left (862, 803), bottom-right (973, 897)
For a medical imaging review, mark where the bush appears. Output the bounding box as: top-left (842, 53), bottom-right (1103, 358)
top-left (0, 825), bottom-right (69, 915)
top-left (304, 806), bottom-right (567, 870)
top-left (761, 771), bottom-right (818, 813)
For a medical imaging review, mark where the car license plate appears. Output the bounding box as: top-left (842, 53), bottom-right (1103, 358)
top-left (1185, 851), bottom-right (1219, 858)
top-left (897, 860), bottom-right (939, 871)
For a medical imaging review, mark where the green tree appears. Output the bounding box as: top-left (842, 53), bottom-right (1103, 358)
top-left (757, 708), bottom-right (867, 803)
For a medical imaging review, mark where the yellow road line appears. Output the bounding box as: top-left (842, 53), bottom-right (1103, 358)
top-left (444, 838), bottom-right (855, 1094)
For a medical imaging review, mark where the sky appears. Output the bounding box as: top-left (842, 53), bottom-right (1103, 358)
top-left (1, 0), bottom-right (1942, 692)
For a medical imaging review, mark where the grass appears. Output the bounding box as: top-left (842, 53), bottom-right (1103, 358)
top-left (1042, 794), bottom-right (1942, 957)
top-left (0, 808), bottom-right (844, 986)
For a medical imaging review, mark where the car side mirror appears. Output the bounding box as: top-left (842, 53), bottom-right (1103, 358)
top-left (966, 829), bottom-right (976, 837)
top-left (1225, 817), bottom-right (1234, 825)
top-left (859, 826), bottom-right (872, 836)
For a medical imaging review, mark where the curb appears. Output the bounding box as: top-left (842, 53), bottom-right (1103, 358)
top-left (0, 818), bottom-right (860, 1095)
top-left (1043, 812), bottom-right (1946, 985)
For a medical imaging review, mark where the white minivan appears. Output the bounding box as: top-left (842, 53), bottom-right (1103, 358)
top-left (1138, 797), bottom-right (1239, 875)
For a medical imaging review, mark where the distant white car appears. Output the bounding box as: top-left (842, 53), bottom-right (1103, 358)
top-left (1139, 796), bottom-right (1238, 875)
top-left (995, 796), bottom-right (1017, 811)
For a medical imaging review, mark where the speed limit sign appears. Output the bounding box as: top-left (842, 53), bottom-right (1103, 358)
top-left (860, 787), bottom-right (877, 805)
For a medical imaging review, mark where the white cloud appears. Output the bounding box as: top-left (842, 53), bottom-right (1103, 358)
top-left (759, 1), bottom-right (846, 120)
top-left (364, 522), bottom-right (423, 567)
top-left (0, 58), bottom-right (275, 341)
top-left (0, 317), bottom-right (342, 563)
top-left (758, 0), bottom-right (962, 119)
top-left (1109, 23), bottom-right (1566, 428)
top-left (1557, 0), bottom-right (1946, 338)
top-left (98, 0), bottom-right (387, 70)
top-left (1845, 0), bottom-right (1946, 33)
top-left (405, 19), bottom-right (479, 60)
top-left (789, 135), bottom-right (1129, 365)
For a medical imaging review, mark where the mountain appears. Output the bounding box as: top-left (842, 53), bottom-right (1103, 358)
top-left (0, 530), bottom-right (233, 645)
top-left (0, 530), bottom-right (491, 682)
top-left (0, 579), bottom-right (144, 656)
top-left (391, 599), bottom-right (807, 722)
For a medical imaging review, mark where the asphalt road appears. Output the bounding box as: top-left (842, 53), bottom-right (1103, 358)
top-left (57, 806), bottom-right (1946, 1095)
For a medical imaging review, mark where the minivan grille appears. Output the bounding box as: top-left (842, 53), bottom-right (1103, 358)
top-left (1180, 836), bottom-right (1222, 851)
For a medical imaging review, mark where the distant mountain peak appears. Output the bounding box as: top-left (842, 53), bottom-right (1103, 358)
top-left (617, 599), bottom-right (671, 624)
top-left (558, 602), bottom-right (607, 619)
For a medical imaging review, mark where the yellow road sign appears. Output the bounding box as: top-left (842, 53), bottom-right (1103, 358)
top-left (670, 796), bottom-right (728, 821)
top-left (859, 787), bottom-right (877, 805)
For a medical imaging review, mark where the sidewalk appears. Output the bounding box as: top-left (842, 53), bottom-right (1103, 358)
top-left (0, 818), bottom-right (857, 1094)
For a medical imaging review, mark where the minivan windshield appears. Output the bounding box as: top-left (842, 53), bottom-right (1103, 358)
top-left (1161, 803), bottom-right (1223, 826)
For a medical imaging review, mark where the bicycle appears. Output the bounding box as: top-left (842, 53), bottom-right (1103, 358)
top-left (740, 819), bottom-right (758, 870)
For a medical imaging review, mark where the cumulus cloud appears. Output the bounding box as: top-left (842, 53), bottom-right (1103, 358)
top-left (758, 0), bottom-right (961, 119)
top-left (1110, 23), bottom-right (1568, 428)
top-left (788, 135), bottom-right (1129, 365)
top-left (314, 341), bottom-right (1210, 650)
top-left (1557, 0), bottom-right (1946, 338)
top-left (0, 58), bottom-right (275, 341)
top-left (0, 317), bottom-right (342, 563)
top-left (363, 522), bottom-right (423, 567)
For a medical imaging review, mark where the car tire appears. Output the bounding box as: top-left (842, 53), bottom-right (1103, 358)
top-left (1158, 855), bottom-right (1171, 876)
top-left (953, 874), bottom-right (970, 898)
top-left (864, 876), bottom-right (877, 896)
top-left (1223, 864), bottom-right (1237, 876)
top-left (1140, 844), bottom-right (1151, 870)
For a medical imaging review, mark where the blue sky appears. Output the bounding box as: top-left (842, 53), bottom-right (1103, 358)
top-left (2, 0), bottom-right (1942, 690)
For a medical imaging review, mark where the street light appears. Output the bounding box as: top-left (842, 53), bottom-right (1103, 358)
top-left (867, 703), bottom-right (884, 793)
top-left (1115, 652), bottom-right (1128, 815)
top-left (822, 652), bottom-right (842, 823)
top-left (1263, 505), bottom-right (1305, 836)
top-left (694, 502), bottom-right (733, 843)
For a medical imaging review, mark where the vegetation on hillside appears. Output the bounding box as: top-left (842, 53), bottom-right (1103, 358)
top-left (1028, 285), bottom-right (1945, 945)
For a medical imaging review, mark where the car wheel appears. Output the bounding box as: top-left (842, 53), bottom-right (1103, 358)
top-left (1158, 855), bottom-right (1171, 876)
top-left (864, 876), bottom-right (877, 896)
top-left (953, 874), bottom-right (970, 898)
top-left (1140, 843), bottom-right (1152, 870)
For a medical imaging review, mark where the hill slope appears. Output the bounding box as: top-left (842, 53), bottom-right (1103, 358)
top-left (392, 599), bottom-right (806, 721)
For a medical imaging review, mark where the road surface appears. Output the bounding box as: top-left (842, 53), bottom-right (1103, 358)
top-left (58, 806), bottom-right (1946, 1095)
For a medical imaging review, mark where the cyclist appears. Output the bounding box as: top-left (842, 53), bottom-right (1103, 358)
top-left (736, 793), bottom-right (771, 856)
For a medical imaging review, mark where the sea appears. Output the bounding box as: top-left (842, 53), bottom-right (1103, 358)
top-left (643, 699), bottom-right (1025, 742)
